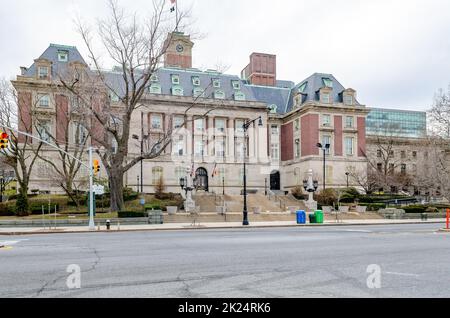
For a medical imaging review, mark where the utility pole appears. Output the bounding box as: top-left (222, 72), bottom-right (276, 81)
top-left (88, 146), bottom-right (95, 231)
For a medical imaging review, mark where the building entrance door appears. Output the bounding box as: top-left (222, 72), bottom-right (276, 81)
top-left (195, 168), bottom-right (209, 192)
top-left (270, 171), bottom-right (281, 191)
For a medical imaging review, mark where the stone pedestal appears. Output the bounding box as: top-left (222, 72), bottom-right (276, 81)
top-left (305, 192), bottom-right (317, 212)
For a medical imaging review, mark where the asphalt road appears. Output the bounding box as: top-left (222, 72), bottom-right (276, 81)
top-left (0, 223), bottom-right (449, 298)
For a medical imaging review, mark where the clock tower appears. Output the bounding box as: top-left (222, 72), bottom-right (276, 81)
top-left (163, 32), bottom-right (194, 69)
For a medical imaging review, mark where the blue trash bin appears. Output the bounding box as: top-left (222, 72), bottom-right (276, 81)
top-left (296, 210), bottom-right (306, 224)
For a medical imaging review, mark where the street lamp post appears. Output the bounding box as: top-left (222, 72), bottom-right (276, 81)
top-left (317, 143), bottom-right (330, 191)
top-left (133, 120), bottom-right (149, 194)
top-left (242, 116), bottom-right (264, 226)
top-left (345, 172), bottom-right (350, 188)
top-left (222, 177), bottom-right (225, 196)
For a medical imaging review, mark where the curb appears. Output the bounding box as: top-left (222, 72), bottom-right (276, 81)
top-left (0, 220), bottom-right (446, 236)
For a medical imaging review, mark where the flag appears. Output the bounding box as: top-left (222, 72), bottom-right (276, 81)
top-left (211, 163), bottom-right (218, 178)
top-left (170, 0), bottom-right (176, 12)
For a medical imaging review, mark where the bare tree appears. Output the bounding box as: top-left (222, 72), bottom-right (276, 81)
top-left (429, 85), bottom-right (450, 137)
top-left (0, 79), bottom-right (43, 215)
top-left (58, 0), bottom-right (197, 211)
top-left (32, 92), bottom-right (90, 208)
top-left (349, 168), bottom-right (378, 195)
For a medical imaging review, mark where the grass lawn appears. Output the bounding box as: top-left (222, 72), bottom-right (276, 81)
top-left (0, 193), bottom-right (182, 220)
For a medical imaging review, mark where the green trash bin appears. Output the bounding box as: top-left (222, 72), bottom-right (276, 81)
top-left (315, 210), bottom-right (324, 224)
top-left (309, 213), bottom-right (316, 224)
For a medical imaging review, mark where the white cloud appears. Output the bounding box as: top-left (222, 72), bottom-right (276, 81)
top-left (1, 0), bottom-right (450, 111)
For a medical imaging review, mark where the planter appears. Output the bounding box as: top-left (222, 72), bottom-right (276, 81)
top-left (252, 206), bottom-right (262, 214)
top-left (338, 206), bottom-right (350, 213)
top-left (356, 206), bottom-right (367, 213)
top-left (322, 206), bottom-right (333, 214)
top-left (166, 206), bottom-right (178, 215)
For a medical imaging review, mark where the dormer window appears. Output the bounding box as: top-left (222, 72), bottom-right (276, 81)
top-left (171, 86), bottom-right (184, 96)
top-left (57, 50), bottom-right (69, 62)
top-left (193, 87), bottom-right (204, 98)
top-left (298, 82), bottom-right (308, 93)
top-left (214, 90), bottom-right (225, 99)
top-left (212, 79), bottom-right (221, 88)
top-left (231, 80), bottom-right (240, 90)
top-left (321, 92), bottom-right (331, 104)
top-left (171, 74), bottom-right (180, 85)
top-left (109, 90), bottom-right (120, 103)
top-left (322, 78), bottom-right (333, 88)
top-left (149, 83), bottom-right (162, 94)
top-left (150, 74), bottom-right (159, 82)
top-left (344, 94), bottom-right (353, 105)
top-left (234, 91), bottom-right (246, 101)
top-left (38, 94), bottom-right (50, 107)
top-left (38, 67), bottom-right (48, 80)
top-left (192, 76), bottom-right (200, 86)
top-left (269, 104), bottom-right (278, 113)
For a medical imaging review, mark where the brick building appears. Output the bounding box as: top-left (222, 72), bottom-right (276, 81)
top-left (13, 32), bottom-right (370, 195)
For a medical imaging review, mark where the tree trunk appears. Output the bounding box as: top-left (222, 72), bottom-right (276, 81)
top-left (16, 181), bottom-right (29, 216)
top-left (109, 168), bottom-right (125, 212)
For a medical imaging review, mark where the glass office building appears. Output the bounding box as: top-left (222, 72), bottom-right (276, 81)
top-left (366, 108), bottom-right (427, 138)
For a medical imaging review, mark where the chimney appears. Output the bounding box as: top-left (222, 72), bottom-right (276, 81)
top-left (163, 32), bottom-right (194, 69)
top-left (241, 53), bottom-right (276, 86)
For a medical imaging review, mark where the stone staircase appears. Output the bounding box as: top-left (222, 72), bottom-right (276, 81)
top-left (193, 192), bottom-right (306, 213)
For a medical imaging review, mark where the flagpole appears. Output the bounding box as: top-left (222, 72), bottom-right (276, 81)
top-left (175, 0), bottom-right (179, 32)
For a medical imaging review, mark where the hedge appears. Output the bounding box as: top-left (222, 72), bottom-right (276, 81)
top-left (118, 211), bottom-right (147, 218)
top-left (0, 203), bottom-right (17, 216)
top-left (358, 203), bottom-right (387, 211)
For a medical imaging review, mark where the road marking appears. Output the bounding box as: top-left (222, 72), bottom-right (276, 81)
top-left (0, 239), bottom-right (28, 246)
top-left (385, 271), bottom-right (420, 278)
top-left (341, 229), bottom-right (372, 233)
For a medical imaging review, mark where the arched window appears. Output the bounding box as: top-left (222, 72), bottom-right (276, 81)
top-left (214, 90), bottom-right (225, 99)
top-left (172, 86), bottom-right (184, 96)
top-left (149, 84), bottom-right (162, 94)
top-left (234, 91), bottom-right (246, 101)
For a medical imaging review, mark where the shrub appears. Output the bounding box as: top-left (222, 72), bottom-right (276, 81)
top-left (0, 203), bottom-right (17, 216)
top-left (315, 189), bottom-right (337, 206)
top-left (403, 205), bottom-right (427, 214)
top-left (154, 177), bottom-right (166, 200)
top-left (359, 203), bottom-right (387, 211)
top-left (118, 211), bottom-right (147, 218)
top-left (145, 204), bottom-right (162, 211)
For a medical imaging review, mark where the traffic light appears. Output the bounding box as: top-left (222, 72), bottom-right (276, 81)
top-left (0, 132), bottom-right (9, 150)
top-left (93, 159), bottom-right (100, 175)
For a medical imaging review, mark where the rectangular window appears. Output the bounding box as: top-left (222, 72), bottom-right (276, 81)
top-left (74, 122), bottom-right (87, 145)
top-left (322, 114), bottom-right (331, 127)
top-left (231, 80), bottom-right (240, 90)
top-left (194, 118), bottom-right (204, 132)
top-left (38, 94), bottom-right (50, 107)
top-left (344, 95), bottom-right (353, 105)
top-left (173, 116), bottom-right (184, 129)
top-left (195, 140), bottom-right (205, 156)
top-left (235, 139), bottom-right (245, 160)
top-left (174, 136), bottom-right (184, 156)
top-left (214, 90), bottom-right (225, 99)
top-left (193, 87), bottom-right (204, 98)
top-left (37, 120), bottom-right (51, 142)
top-left (345, 137), bottom-right (354, 156)
top-left (235, 119), bottom-right (245, 136)
top-left (212, 79), bottom-right (221, 88)
top-left (192, 76), bottom-right (200, 86)
top-left (412, 151), bottom-right (417, 158)
top-left (171, 74), bottom-right (180, 85)
top-left (401, 164), bottom-right (407, 175)
top-left (151, 114), bottom-right (162, 130)
top-left (149, 84), bottom-right (162, 94)
top-left (271, 143), bottom-right (279, 160)
top-left (377, 163), bottom-right (382, 172)
top-left (215, 139), bottom-right (226, 158)
top-left (215, 118), bottom-right (226, 134)
top-left (271, 125), bottom-right (279, 135)
top-left (345, 116), bottom-right (354, 128)
top-left (38, 67), bottom-right (48, 79)
top-left (401, 151), bottom-right (406, 159)
top-left (377, 150), bottom-right (382, 158)
top-left (322, 93), bottom-right (330, 104)
top-left (57, 50), bottom-right (68, 62)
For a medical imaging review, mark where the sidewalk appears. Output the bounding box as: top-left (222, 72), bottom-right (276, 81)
top-left (0, 218), bottom-right (447, 235)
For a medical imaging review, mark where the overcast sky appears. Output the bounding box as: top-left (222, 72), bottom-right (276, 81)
top-left (1, 0), bottom-right (450, 111)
